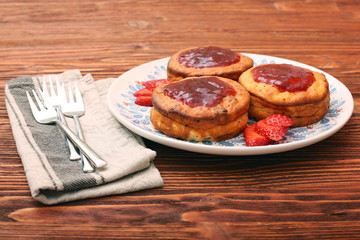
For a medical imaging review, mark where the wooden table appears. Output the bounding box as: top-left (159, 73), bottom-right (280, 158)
top-left (1, 0), bottom-right (359, 239)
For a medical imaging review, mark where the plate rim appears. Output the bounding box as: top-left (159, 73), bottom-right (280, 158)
top-left (107, 53), bottom-right (354, 155)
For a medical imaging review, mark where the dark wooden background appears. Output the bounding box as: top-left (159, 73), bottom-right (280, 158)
top-left (1, 0), bottom-right (359, 239)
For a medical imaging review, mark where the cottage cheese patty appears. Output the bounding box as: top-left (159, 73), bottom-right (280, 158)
top-left (151, 76), bottom-right (250, 141)
top-left (167, 46), bottom-right (253, 81)
top-left (238, 63), bottom-right (330, 127)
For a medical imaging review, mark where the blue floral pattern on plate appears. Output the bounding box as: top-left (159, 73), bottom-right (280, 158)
top-left (108, 54), bottom-right (353, 155)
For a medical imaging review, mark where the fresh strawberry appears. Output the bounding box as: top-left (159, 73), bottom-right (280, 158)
top-left (134, 79), bottom-right (171, 107)
top-left (138, 79), bottom-right (171, 91)
top-left (134, 96), bottom-right (152, 107)
top-left (255, 119), bottom-right (288, 141)
top-left (133, 88), bottom-right (153, 97)
top-left (264, 114), bottom-right (293, 127)
top-left (244, 123), bottom-right (271, 146)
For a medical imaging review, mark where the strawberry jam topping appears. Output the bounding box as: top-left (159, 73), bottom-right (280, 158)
top-left (163, 77), bottom-right (236, 108)
top-left (178, 46), bottom-right (240, 69)
top-left (251, 64), bottom-right (316, 92)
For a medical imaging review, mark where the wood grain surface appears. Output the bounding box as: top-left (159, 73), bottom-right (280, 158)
top-left (1, 0), bottom-right (359, 239)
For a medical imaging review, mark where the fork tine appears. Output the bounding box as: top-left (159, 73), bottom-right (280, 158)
top-left (42, 76), bottom-right (49, 99)
top-left (49, 75), bottom-right (57, 97)
top-left (32, 89), bottom-right (46, 111)
top-left (68, 82), bottom-right (74, 104)
top-left (55, 76), bottom-right (62, 96)
top-left (59, 81), bottom-right (67, 102)
top-left (74, 83), bottom-right (84, 106)
top-left (39, 87), bottom-right (50, 109)
top-left (26, 91), bottom-right (40, 116)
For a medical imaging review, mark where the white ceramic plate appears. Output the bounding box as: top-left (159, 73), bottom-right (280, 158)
top-left (107, 54), bottom-right (354, 155)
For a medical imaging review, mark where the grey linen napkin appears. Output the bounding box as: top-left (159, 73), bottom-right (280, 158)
top-left (5, 70), bottom-right (163, 205)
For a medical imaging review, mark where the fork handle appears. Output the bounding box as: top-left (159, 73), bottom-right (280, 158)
top-left (56, 109), bottom-right (81, 161)
top-left (55, 119), bottom-right (107, 168)
top-left (73, 116), bottom-right (95, 172)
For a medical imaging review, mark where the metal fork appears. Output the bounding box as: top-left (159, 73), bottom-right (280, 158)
top-left (26, 89), bottom-right (107, 170)
top-left (41, 75), bottom-right (81, 160)
top-left (60, 82), bottom-right (107, 170)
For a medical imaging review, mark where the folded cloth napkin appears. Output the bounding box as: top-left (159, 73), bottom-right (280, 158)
top-left (5, 70), bottom-right (163, 205)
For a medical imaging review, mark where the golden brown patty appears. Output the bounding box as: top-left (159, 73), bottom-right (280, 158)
top-left (167, 46), bottom-right (254, 81)
top-left (238, 63), bottom-right (330, 127)
top-left (151, 76), bottom-right (250, 141)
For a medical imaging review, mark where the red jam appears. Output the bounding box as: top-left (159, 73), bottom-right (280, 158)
top-left (251, 64), bottom-right (316, 92)
top-left (163, 77), bottom-right (236, 108)
top-left (178, 46), bottom-right (240, 69)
